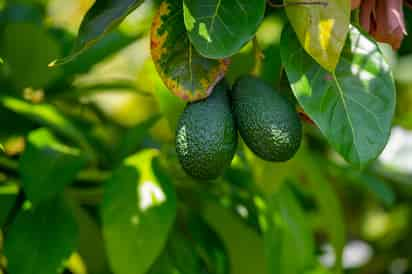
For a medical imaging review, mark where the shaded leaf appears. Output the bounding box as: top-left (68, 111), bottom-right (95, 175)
top-left (303, 153), bottom-right (345, 273)
top-left (0, 23), bottom-right (61, 88)
top-left (284, 0), bottom-right (350, 71)
top-left (102, 149), bottom-right (176, 274)
top-left (4, 197), bottom-right (78, 274)
top-left (19, 128), bottom-right (87, 204)
top-left (281, 25), bottom-right (396, 166)
top-left (151, 0), bottom-right (228, 101)
top-left (0, 183), bottom-right (18, 227)
top-left (183, 0), bottom-right (265, 59)
top-left (264, 183), bottom-right (315, 274)
top-left (54, 0), bottom-right (144, 65)
top-left (115, 115), bottom-right (161, 162)
top-left (203, 201), bottom-right (268, 274)
top-left (0, 96), bottom-right (93, 155)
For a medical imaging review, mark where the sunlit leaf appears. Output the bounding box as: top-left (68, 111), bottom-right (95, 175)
top-left (284, 0), bottom-right (350, 71)
top-left (281, 25), bottom-right (396, 166)
top-left (19, 128), bottom-right (87, 204)
top-left (151, 0), bottom-right (228, 101)
top-left (4, 197), bottom-right (78, 274)
top-left (53, 0), bottom-right (144, 65)
top-left (102, 149), bottom-right (177, 274)
top-left (183, 0), bottom-right (266, 58)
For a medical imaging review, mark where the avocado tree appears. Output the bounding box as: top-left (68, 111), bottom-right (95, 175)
top-left (0, 1), bottom-right (412, 274)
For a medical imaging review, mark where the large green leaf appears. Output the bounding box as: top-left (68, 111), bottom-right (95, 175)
top-left (281, 25), bottom-right (396, 166)
top-left (151, 0), bottom-right (229, 101)
top-left (303, 154), bottom-right (345, 273)
top-left (264, 183), bottom-right (315, 274)
top-left (284, 0), bottom-right (350, 71)
top-left (183, 0), bottom-right (265, 58)
top-left (4, 197), bottom-right (78, 274)
top-left (19, 128), bottom-right (87, 204)
top-left (203, 201), bottom-right (268, 274)
top-left (102, 149), bottom-right (177, 274)
top-left (54, 0), bottom-right (144, 65)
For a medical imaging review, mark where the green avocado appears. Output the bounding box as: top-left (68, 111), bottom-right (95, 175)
top-left (176, 81), bottom-right (237, 180)
top-left (232, 76), bottom-right (302, 162)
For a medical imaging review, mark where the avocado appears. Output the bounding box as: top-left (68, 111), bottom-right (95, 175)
top-left (232, 76), bottom-right (302, 162)
top-left (176, 81), bottom-right (237, 180)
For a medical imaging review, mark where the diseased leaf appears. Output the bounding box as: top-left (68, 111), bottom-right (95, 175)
top-left (284, 0), bottom-right (350, 71)
top-left (54, 0), bottom-right (144, 65)
top-left (151, 0), bottom-right (228, 102)
top-left (4, 197), bottom-right (78, 274)
top-left (183, 0), bottom-right (265, 59)
top-left (19, 128), bottom-right (87, 204)
top-left (102, 149), bottom-right (176, 274)
top-left (281, 25), bottom-right (396, 166)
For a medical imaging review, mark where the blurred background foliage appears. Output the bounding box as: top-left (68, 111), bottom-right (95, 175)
top-left (0, 1), bottom-right (411, 274)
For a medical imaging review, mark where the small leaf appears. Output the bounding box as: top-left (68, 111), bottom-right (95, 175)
top-left (1, 23), bottom-right (62, 88)
top-left (183, 0), bottom-right (266, 59)
top-left (53, 0), bottom-right (144, 65)
top-left (4, 197), bottom-right (78, 274)
top-left (115, 115), bottom-right (161, 162)
top-left (0, 96), bottom-right (93, 154)
top-left (284, 0), bottom-right (350, 71)
top-left (281, 25), bottom-right (396, 166)
top-left (264, 182), bottom-right (315, 274)
top-left (0, 183), bottom-right (18, 226)
top-left (102, 149), bottom-right (177, 274)
top-left (151, 0), bottom-right (228, 101)
top-left (19, 128), bottom-right (87, 204)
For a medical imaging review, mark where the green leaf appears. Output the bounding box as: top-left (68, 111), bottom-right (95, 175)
top-left (0, 23), bottom-right (62, 88)
top-left (264, 183), bottom-right (315, 274)
top-left (53, 0), bottom-right (144, 65)
top-left (203, 201), bottom-right (268, 274)
top-left (284, 0), bottom-right (350, 71)
top-left (0, 96), bottom-right (93, 155)
top-left (281, 25), bottom-right (396, 166)
top-left (0, 183), bottom-right (18, 227)
top-left (303, 154), bottom-right (345, 273)
top-left (19, 128), bottom-right (87, 204)
top-left (183, 0), bottom-right (265, 59)
top-left (70, 202), bottom-right (111, 274)
top-left (102, 149), bottom-right (177, 274)
top-left (115, 115), bottom-right (161, 162)
top-left (346, 169), bottom-right (395, 207)
top-left (4, 197), bottom-right (78, 274)
top-left (151, 0), bottom-right (229, 101)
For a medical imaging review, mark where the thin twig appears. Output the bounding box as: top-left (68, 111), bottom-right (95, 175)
top-left (267, 0), bottom-right (328, 8)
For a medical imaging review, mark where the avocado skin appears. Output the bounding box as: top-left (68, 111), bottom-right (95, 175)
top-left (232, 76), bottom-right (302, 162)
top-left (176, 81), bottom-right (237, 180)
